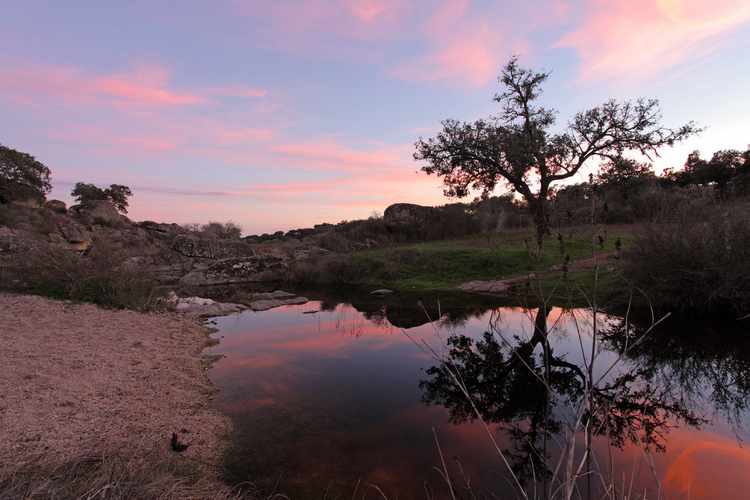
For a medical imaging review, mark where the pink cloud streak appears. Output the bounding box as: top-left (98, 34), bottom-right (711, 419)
top-left (0, 64), bottom-right (204, 107)
top-left (557, 0), bottom-right (750, 80)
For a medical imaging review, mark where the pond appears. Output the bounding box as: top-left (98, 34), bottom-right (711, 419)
top-left (207, 293), bottom-right (750, 500)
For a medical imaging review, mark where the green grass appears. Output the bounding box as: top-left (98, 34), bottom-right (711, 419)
top-left (347, 225), bottom-right (636, 292)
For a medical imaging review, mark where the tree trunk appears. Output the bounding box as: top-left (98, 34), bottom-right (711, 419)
top-left (529, 192), bottom-right (550, 258)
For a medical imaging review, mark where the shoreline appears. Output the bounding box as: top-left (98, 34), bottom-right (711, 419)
top-left (0, 293), bottom-right (234, 497)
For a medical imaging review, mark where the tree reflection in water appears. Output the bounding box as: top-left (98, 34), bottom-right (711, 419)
top-left (419, 305), bottom-right (705, 493)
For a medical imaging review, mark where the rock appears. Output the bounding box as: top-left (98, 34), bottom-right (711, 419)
top-left (0, 226), bottom-right (19, 252)
top-left (383, 203), bottom-right (435, 226)
top-left (56, 218), bottom-right (91, 251)
top-left (139, 221), bottom-right (183, 234)
top-left (179, 255), bottom-right (288, 286)
top-left (458, 280), bottom-right (511, 294)
top-left (370, 289), bottom-right (394, 296)
top-left (45, 200), bottom-right (67, 213)
top-left (74, 201), bottom-right (129, 227)
top-left (249, 296), bottom-right (308, 311)
top-left (174, 296), bottom-right (247, 317)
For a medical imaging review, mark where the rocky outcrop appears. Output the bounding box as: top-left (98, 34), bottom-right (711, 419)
top-left (55, 218), bottom-right (91, 252)
top-left (179, 254), bottom-right (289, 286)
top-left (383, 203), bottom-right (435, 227)
top-left (0, 201), bottom-right (329, 288)
top-left (70, 200), bottom-right (129, 227)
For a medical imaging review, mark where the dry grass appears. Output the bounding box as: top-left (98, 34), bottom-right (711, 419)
top-left (0, 294), bottom-right (235, 500)
top-left (0, 454), bottom-right (253, 500)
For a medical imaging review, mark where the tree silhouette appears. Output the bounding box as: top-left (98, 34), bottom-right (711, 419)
top-left (419, 307), bottom-right (703, 484)
top-left (0, 144), bottom-right (52, 204)
top-left (414, 57), bottom-right (698, 255)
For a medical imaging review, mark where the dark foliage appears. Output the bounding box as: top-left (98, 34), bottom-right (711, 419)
top-left (0, 144), bottom-right (52, 204)
top-left (624, 203), bottom-right (750, 315)
top-left (414, 56), bottom-right (698, 252)
top-left (420, 308), bottom-right (703, 483)
top-left (184, 221), bottom-right (243, 239)
top-left (72, 182), bottom-right (133, 213)
top-left (1, 238), bottom-right (163, 310)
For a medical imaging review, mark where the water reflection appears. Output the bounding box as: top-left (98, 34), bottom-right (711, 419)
top-left (208, 295), bottom-right (750, 499)
top-left (419, 306), bottom-right (703, 489)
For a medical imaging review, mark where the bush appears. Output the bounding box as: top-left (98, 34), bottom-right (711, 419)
top-left (624, 204), bottom-right (750, 315)
top-left (1, 239), bottom-right (164, 310)
top-left (183, 221), bottom-right (243, 239)
top-left (0, 144), bottom-right (52, 204)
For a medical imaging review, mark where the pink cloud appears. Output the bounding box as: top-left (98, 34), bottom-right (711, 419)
top-left (49, 126), bottom-right (179, 153)
top-left (557, 0), bottom-right (750, 80)
top-left (271, 139), bottom-right (411, 172)
top-left (394, 24), bottom-right (502, 87)
top-left (0, 63), bottom-right (203, 107)
top-left (389, 0), bottom-right (510, 87)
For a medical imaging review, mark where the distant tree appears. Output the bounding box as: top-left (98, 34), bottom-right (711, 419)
top-left (106, 184), bottom-right (133, 213)
top-left (0, 144), bottom-right (52, 203)
top-left (676, 149), bottom-right (744, 197)
top-left (71, 182), bottom-right (133, 213)
top-left (596, 157), bottom-right (656, 199)
top-left (414, 57), bottom-right (699, 255)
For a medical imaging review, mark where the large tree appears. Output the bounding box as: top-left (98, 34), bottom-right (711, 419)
top-left (414, 57), bottom-right (699, 254)
top-left (0, 144), bottom-right (52, 204)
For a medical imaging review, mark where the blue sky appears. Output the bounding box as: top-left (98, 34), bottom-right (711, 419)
top-left (1, 0), bottom-right (749, 233)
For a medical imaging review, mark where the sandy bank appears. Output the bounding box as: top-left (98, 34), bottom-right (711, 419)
top-left (0, 294), bottom-right (230, 487)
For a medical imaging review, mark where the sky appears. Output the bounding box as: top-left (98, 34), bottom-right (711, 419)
top-left (1, 0), bottom-right (749, 234)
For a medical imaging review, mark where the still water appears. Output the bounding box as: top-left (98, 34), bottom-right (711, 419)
top-left (208, 294), bottom-right (750, 499)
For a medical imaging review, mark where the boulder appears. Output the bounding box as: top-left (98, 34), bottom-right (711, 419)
top-left (74, 201), bottom-right (129, 227)
top-left (383, 203), bottom-right (435, 227)
top-left (45, 200), bottom-right (67, 213)
top-left (173, 295), bottom-right (247, 317)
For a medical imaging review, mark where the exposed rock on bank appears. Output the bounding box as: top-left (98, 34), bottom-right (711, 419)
top-left (169, 290), bottom-right (308, 316)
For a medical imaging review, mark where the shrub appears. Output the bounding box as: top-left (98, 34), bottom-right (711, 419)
top-left (624, 204), bottom-right (750, 315)
top-left (183, 221), bottom-right (243, 239)
top-left (1, 239), bottom-right (164, 310)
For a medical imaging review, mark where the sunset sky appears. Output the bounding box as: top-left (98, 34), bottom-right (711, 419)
top-left (2, 1), bottom-right (749, 234)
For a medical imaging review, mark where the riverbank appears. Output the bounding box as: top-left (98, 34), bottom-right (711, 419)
top-left (291, 225), bottom-right (635, 309)
top-left (0, 294), bottom-right (237, 498)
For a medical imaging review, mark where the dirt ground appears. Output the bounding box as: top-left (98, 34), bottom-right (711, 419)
top-left (0, 294), bottom-right (230, 475)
